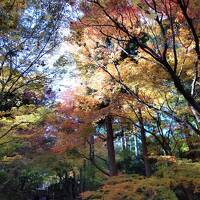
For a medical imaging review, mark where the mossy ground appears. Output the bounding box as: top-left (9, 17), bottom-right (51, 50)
top-left (82, 160), bottom-right (200, 200)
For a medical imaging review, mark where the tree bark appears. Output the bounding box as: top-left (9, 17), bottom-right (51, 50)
top-left (88, 134), bottom-right (95, 181)
top-left (80, 160), bottom-right (86, 192)
top-left (134, 133), bottom-right (139, 159)
top-left (89, 134), bottom-right (95, 161)
top-left (105, 116), bottom-right (118, 176)
top-left (121, 127), bottom-right (126, 152)
top-left (138, 110), bottom-right (151, 177)
top-left (140, 124), bottom-right (151, 177)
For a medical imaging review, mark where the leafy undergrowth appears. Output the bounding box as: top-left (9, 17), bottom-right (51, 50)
top-left (82, 160), bottom-right (200, 200)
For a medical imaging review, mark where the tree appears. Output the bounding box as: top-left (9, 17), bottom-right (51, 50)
top-left (0, 0), bottom-right (73, 112)
top-left (105, 116), bottom-right (118, 176)
top-left (72, 0), bottom-right (200, 122)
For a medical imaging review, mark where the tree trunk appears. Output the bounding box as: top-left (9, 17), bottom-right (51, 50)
top-left (138, 110), bottom-right (151, 177)
top-left (140, 124), bottom-right (151, 177)
top-left (121, 127), bottom-right (126, 152)
top-left (125, 133), bottom-right (130, 152)
top-left (80, 160), bottom-right (86, 192)
top-left (105, 116), bottom-right (118, 176)
top-left (134, 133), bottom-right (139, 159)
top-left (89, 134), bottom-right (95, 181)
top-left (89, 134), bottom-right (95, 161)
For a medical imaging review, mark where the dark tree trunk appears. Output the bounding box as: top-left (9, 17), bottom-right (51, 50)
top-left (105, 116), bottom-right (118, 176)
top-left (89, 134), bottom-right (95, 161)
top-left (125, 133), bottom-right (130, 152)
top-left (121, 127), bottom-right (126, 152)
top-left (89, 134), bottom-right (95, 181)
top-left (138, 110), bottom-right (151, 177)
top-left (140, 124), bottom-right (151, 177)
top-left (80, 160), bottom-right (86, 192)
top-left (133, 133), bottom-right (139, 159)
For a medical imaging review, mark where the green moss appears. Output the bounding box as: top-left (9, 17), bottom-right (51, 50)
top-left (82, 160), bottom-right (200, 200)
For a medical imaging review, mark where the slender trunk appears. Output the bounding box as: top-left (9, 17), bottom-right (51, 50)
top-left (105, 116), bottom-right (118, 176)
top-left (89, 134), bottom-right (95, 181)
top-left (89, 134), bottom-right (95, 161)
top-left (80, 160), bottom-right (86, 192)
top-left (121, 124), bottom-right (129, 172)
top-left (134, 133), bottom-right (139, 159)
top-left (125, 133), bottom-right (130, 152)
top-left (138, 109), bottom-right (151, 177)
top-left (140, 124), bottom-right (151, 177)
top-left (121, 128), bottom-right (126, 152)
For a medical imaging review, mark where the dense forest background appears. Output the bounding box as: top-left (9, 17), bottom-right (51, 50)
top-left (0, 0), bottom-right (200, 200)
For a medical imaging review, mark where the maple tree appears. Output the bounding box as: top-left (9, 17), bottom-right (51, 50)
top-left (1, 0), bottom-right (200, 199)
top-left (72, 0), bottom-right (200, 122)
